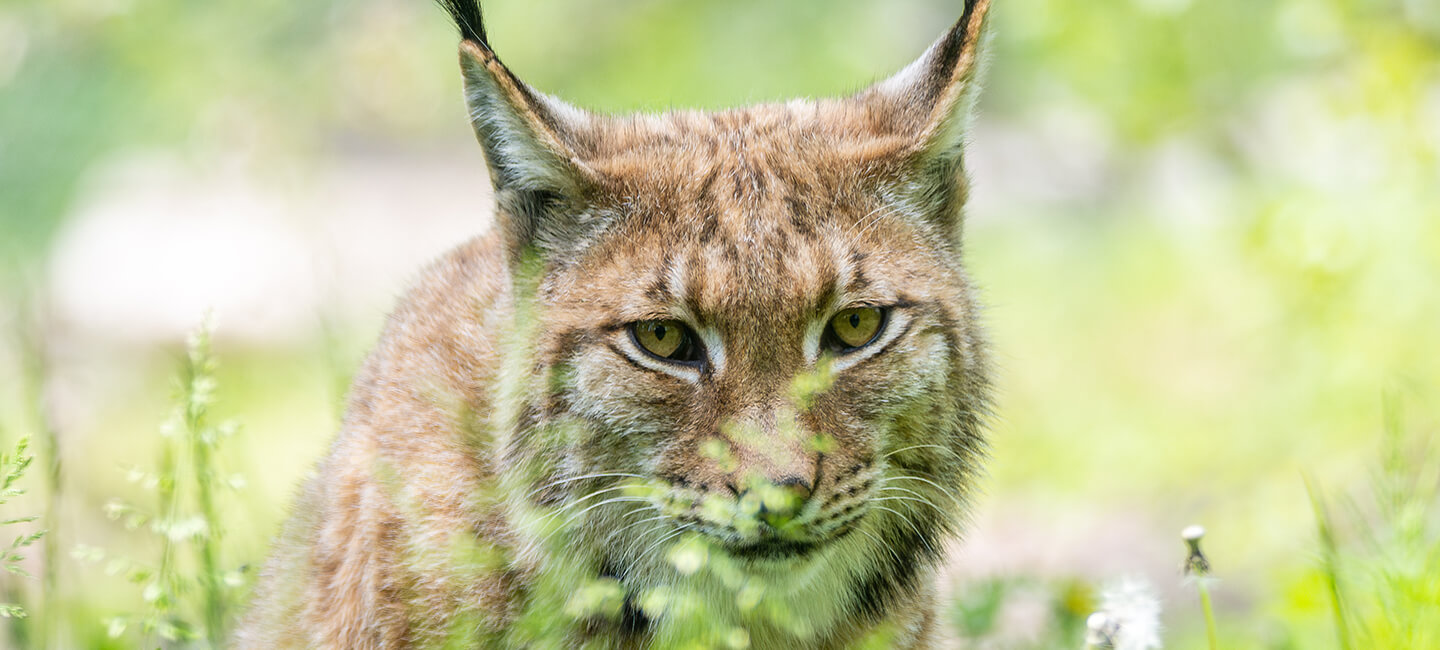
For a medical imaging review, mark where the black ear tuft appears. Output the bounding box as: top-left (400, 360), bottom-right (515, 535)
top-left (437, 0), bottom-right (488, 46)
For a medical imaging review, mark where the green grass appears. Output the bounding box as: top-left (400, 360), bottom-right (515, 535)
top-left (0, 436), bottom-right (45, 622)
top-left (73, 319), bottom-right (247, 648)
top-left (947, 401), bottom-right (1440, 650)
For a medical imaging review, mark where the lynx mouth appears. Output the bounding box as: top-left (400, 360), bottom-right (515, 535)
top-left (722, 537), bottom-right (822, 560)
top-left (714, 520), bottom-right (863, 561)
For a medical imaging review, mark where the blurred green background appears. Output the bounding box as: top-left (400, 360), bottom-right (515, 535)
top-left (2, 0), bottom-right (1439, 647)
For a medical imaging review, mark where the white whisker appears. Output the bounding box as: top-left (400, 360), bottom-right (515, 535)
top-left (880, 444), bottom-right (963, 461)
top-left (619, 519), bottom-right (673, 560)
top-left (881, 474), bottom-right (964, 503)
top-left (854, 527), bottom-right (902, 564)
top-left (872, 505), bottom-right (938, 557)
top-left (533, 496), bottom-right (654, 549)
top-left (535, 484), bottom-right (640, 523)
top-left (870, 494), bottom-right (951, 515)
top-left (524, 472), bottom-right (646, 499)
top-left (637, 528), bottom-right (690, 565)
top-left (605, 513), bottom-right (670, 544)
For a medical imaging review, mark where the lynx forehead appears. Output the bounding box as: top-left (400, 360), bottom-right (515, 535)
top-left (241, 1), bottom-right (995, 647)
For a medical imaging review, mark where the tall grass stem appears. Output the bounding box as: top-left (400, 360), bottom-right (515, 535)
top-left (183, 324), bottom-right (226, 646)
top-left (14, 285), bottom-right (62, 648)
top-left (1303, 473), bottom-right (1354, 650)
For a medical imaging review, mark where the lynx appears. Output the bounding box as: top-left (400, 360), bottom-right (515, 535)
top-left (241, 0), bottom-right (994, 647)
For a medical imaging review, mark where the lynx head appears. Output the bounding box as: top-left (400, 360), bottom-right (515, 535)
top-left (441, 0), bottom-right (992, 585)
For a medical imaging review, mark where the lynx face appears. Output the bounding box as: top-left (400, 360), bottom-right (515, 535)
top-left (444, 0), bottom-right (995, 588)
top-left (526, 118), bottom-right (987, 564)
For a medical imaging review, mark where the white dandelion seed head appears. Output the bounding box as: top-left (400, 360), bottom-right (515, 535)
top-left (1085, 612), bottom-right (1117, 648)
top-left (1096, 577), bottom-right (1163, 650)
top-left (1181, 525), bottom-right (1206, 542)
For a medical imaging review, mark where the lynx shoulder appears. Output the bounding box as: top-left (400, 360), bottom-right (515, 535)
top-left (240, 1), bottom-right (995, 647)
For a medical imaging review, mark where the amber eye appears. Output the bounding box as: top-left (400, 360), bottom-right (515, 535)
top-left (826, 307), bottom-right (886, 351)
top-left (630, 320), bottom-right (703, 364)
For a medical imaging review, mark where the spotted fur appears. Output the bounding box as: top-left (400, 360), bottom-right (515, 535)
top-left (240, 1), bottom-right (994, 647)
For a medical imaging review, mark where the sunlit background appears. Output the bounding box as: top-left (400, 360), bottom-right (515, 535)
top-left (2, 0), bottom-right (1438, 647)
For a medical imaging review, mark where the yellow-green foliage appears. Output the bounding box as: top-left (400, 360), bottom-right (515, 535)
top-left (1293, 403), bottom-right (1440, 650)
top-left (78, 321), bottom-right (247, 647)
top-left (0, 437), bottom-right (44, 620)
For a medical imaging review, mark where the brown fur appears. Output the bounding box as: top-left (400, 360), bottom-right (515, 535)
top-left (240, 1), bottom-right (994, 647)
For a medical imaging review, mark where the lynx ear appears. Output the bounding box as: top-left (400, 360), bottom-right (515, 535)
top-left (458, 43), bottom-right (593, 193)
top-left (858, 0), bottom-right (992, 234)
top-left (441, 1), bottom-right (598, 255)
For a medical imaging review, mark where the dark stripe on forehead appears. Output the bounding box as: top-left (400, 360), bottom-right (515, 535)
top-left (641, 252), bottom-right (678, 306)
top-left (846, 249), bottom-right (872, 294)
top-left (732, 160), bottom-right (767, 200)
top-left (644, 274), bottom-right (672, 305)
top-left (783, 192), bottom-right (807, 217)
top-left (759, 221), bottom-right (790, 257)
top-left (809, 247), bottom-right (843, 314)
top-left (785, 195), bottom-right (819, 240)
top-left (722, 241), bottom-right (742, 267)
top-left (695, 168), bottom-right (719, 201)
top-left (681, 251), bottom-right (708, 313)
top-left (697, 212), bottom-right (720, 245)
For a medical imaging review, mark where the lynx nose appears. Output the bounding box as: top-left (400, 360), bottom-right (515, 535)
top-left (738, 476), bottom-right (812, 521)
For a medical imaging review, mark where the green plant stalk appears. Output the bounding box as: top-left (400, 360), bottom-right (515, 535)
top-left (1195, 579), bottom-right (1219, 650)
top-left (0, 425), bottom-right (30, 648)
top-left (190, 432), bottom-right (223, 646)
top-left (15, 285), bottom-right (61, 647)
top-left (1304, 473), bottom-right (1354, 650)
top-left (0, 436), bottom-right (44, 630)
top-left (151, 435), bottom-right (180, 646)
top-left (35, 420), bottom-right (59, 645)
top-left (185, 352), bottom-right (225, 648)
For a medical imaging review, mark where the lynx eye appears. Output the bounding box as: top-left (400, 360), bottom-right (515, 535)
top-left (630, 320), bottom-right (703, 364)
top-left (826, 307), bottom-right (886, 351)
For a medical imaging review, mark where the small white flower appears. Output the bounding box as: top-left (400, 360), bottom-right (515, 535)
top-left (1095, 577), bottom-right (1163, 650)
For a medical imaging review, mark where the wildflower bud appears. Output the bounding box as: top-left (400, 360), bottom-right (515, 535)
top-left (1182, 524), bottom-right (1211, 577)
